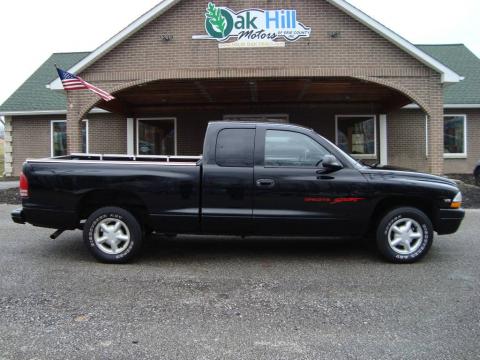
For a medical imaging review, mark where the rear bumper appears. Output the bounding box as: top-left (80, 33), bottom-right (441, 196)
top-left (11, 208), bottom-right (25, 224)
top-left (435, 208), bottom-right (465, 235)
top-left (12, 206), bottom-right (78, 230)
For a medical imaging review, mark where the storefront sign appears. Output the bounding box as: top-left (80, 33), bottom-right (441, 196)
top-left (192, 2), bottom-right (311, 48)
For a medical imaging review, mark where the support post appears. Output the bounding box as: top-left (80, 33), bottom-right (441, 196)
top-left (427, 111), bottom-right (444, 175)
top-left (66, 98), bottom-right (83, 154)
top-left (127, 118), bottom-right (134, 155)
top-left (3, 116), bottom-right (13, 176)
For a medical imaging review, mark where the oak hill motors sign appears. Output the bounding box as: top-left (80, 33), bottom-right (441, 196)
top-left (192, 2), bottom-right (312, 48)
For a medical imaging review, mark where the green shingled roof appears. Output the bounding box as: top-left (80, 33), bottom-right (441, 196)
top-left (0, 52), bottom-right (89, 113)
top-left (1, 45), bottom-right (479, 113)
top-left (418, 44), bottom-right (480, 105)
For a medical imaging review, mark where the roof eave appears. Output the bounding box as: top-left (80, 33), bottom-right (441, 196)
top-left (0, 108), bottom-right (109, 116)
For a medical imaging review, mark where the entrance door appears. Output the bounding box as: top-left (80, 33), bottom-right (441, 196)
top-left (253, 126), bottom-right (370, 236)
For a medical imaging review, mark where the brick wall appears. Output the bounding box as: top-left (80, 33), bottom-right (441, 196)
top-left (387, 109), bottom-right (428, 171)
top-left (88, 113), bottom-right (127, 154)
top-left (12, 115), bottom-right (61, 175)
top-left (11, 113), bottom-right (127, 175)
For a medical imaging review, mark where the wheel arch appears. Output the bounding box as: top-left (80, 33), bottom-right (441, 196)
top-left (77, 189), bottom-right (149, 224)
top-left (368, 196), bottom-right (435, 234)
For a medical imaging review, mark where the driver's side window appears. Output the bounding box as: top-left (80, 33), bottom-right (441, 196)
top-left (264, 130), bottom-right (330, 167)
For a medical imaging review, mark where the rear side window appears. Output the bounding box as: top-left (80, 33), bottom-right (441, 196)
top-left (216, 128), bottom-right (255, 167)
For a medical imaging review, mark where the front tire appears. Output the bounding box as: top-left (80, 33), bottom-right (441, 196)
top-left (83, 207), bottom-right (143, 263)
top-left (376, 207), bottom-right (433, 264)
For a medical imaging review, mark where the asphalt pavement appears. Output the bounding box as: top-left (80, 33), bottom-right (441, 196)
top-left (0, 204), bottom-right (478, 359)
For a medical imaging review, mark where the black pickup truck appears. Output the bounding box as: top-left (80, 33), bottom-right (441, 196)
top-left (12, 121), bottom-right (464, 264)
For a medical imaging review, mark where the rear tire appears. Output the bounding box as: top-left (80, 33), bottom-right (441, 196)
top-left (83, 207), bottom-right (143, 263)
top-left (376, 207), bottom-right (433, 264)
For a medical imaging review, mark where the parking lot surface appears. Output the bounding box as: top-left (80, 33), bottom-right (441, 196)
top-left (0, 205), bottom-right (479, 359)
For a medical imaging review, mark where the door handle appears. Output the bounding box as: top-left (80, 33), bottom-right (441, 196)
top-left (256, 179), bottom-right (276, 188)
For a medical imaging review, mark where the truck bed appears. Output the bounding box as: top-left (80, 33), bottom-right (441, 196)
top-left (21, 153), bottom-right (203, 232)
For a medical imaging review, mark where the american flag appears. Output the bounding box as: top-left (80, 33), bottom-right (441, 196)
top-left (56, 67), bottom-right (115, 102)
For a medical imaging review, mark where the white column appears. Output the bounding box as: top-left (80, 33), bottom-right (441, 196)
top-left (379, 114), bottom-right (388, 166)
top-left (127, 118), bottom-right (134, 155)
top-left (3, 116), bottom-right (13, 176)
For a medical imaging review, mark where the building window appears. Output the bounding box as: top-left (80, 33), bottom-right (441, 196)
top-left (335, 115), bottom-right (377, 158)
top-left (50, 120), bottom-right (88, 157)
top-left (444, 115), bottom-right (467, 158)
top-left (136, 118), bottom-right (176, 155)
top-left (265, 130), bottom-right (330, 168)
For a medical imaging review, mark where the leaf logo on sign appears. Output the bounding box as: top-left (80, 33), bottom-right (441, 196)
top-left (206, 3), bottom-right (227, 37)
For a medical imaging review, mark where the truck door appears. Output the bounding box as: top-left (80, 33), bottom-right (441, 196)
top-left (201, 127), bottom-right (256, 235)
top-left (253, 127), bottom-right (370, 236)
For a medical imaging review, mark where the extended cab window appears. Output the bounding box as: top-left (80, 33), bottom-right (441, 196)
top-left (265, 130), bottom-right (330, 167)
top-left (216, 128), bottom-right (255, 167)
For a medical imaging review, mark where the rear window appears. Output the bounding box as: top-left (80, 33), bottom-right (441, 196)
top-left (215, 128), bottom-right (255, 167)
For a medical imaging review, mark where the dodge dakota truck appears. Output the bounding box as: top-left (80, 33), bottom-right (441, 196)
top-left (12, 121), bottom-right (465, 264)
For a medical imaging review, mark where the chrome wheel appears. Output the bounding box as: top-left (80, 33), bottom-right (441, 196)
top-left (387, 218), bottom-right (424, 255)
top-left (94, 218), bottom-right (131, 255)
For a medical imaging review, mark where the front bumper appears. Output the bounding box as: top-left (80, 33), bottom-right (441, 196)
top-left (11, 208), bottom-right (25, 224)
top-left (435, 208), bottom-right (465, 235)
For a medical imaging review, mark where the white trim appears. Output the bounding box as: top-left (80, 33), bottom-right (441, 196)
top-left (48, 0), bottom-right (182, 90)
top-left (443, 114), bottom-right (468, 159)
top-left (223, 114), bottom-right (290, 123)
top-left (136, 117), bottom-right (177, 156)
top-left (404, 103), bottom-right (480, 110)
top-left (50, 119), bottom-right (89, 156)
top-left (48, 0), bottom-right (461, 90)
top-left (444, 104), bottom-right (480, 109)
top-left (379, 114), bottom-right (388, 166)
top-left (325, 0), bottom-right (462, 83)
top-left (0, 108), bottom-right (109, 116)
top-left (335, 115), bottom-right (377, 159)
top-left (127, 118), bottom-right (134, 155)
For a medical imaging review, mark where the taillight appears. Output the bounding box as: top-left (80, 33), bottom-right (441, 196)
top-left (19, 172), bottom-right (29, 198)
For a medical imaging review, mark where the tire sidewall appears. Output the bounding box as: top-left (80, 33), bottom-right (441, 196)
top-left (377, 207), bottom-right (433, 263)
top-left (84, 207), bottom-right (142, 263)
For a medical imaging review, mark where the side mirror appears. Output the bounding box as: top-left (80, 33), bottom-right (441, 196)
top-left (320, 155), bottom-right (343, 172)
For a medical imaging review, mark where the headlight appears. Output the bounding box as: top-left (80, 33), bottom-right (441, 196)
top-left (451, 192), bottom-right (462, 209)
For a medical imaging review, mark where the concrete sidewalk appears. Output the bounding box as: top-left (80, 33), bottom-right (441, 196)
top-left (0, 181), bottom-right (17, 190)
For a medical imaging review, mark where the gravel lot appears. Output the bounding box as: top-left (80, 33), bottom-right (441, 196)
top-left (0, 204), bottom-right (479, 359)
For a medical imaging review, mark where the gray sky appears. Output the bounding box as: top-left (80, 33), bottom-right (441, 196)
top-left (0, 0), bottom-right (479, 107)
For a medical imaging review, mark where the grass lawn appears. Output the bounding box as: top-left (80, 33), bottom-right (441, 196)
top-left (0, 138), bottom-right (4, 177)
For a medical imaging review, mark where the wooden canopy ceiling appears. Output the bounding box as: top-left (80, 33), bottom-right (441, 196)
top-left (98, 77), bottom-right (412, 115)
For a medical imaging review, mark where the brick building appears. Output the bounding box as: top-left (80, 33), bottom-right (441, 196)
top-left (1, 0), bottom-right (479, 176)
